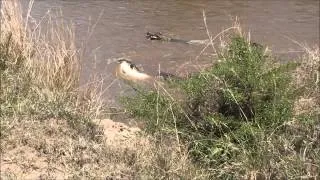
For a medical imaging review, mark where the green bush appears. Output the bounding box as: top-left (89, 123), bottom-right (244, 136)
top-left (122, 35), bottom-right (320, 178)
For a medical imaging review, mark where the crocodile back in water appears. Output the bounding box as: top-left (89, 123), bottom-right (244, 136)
top-left (146, 32), bottom-right (208, 45)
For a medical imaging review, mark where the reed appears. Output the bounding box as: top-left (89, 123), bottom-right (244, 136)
top-left (0, 1), bottom-right (205, 179)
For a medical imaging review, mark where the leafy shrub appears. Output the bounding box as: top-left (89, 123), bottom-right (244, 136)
top-left (122, 35), bottom-right (319, 178)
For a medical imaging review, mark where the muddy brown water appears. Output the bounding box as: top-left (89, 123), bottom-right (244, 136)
top-left (25, 0), bottom-right (319, 105)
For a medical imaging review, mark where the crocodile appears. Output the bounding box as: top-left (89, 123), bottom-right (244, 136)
top-left (146, 32), bottom-right (209, 45)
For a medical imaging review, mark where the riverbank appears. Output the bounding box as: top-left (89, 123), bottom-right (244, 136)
top-left (0, 1), bottom-right (204, 179)
top-left (1, 0), bottom-right (319, 179)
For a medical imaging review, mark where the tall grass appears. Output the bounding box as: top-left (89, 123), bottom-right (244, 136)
top-left (122, 27), bottom-right (320, 178)
top-left (0, 0), bottom-right (104, 140)
top-left (0, 1), bottom-right (208, 179)
top-left (1, 0), bottom-right (319, 179)
top-left (0, 1), bottom-right (109, 178)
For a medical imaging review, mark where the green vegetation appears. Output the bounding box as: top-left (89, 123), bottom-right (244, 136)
top-left (1, 0), bottom-right (319, 179)
top-left (0, 1), bottom-right (205, 179)
top-left (122, 35), bottom-right (320, 178)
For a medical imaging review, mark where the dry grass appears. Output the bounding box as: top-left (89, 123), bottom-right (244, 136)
top-left (293, 45), bottom-right (320, 115)
top-left (1, 117), bottom-right (205, 179)
top-left (1, 0), bottom-right (319, 179)
top-left (0, 0), bottom-right (205, 179)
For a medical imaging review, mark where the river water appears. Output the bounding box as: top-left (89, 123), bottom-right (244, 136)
top-left (26, 0), bottom-right (319, 105)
